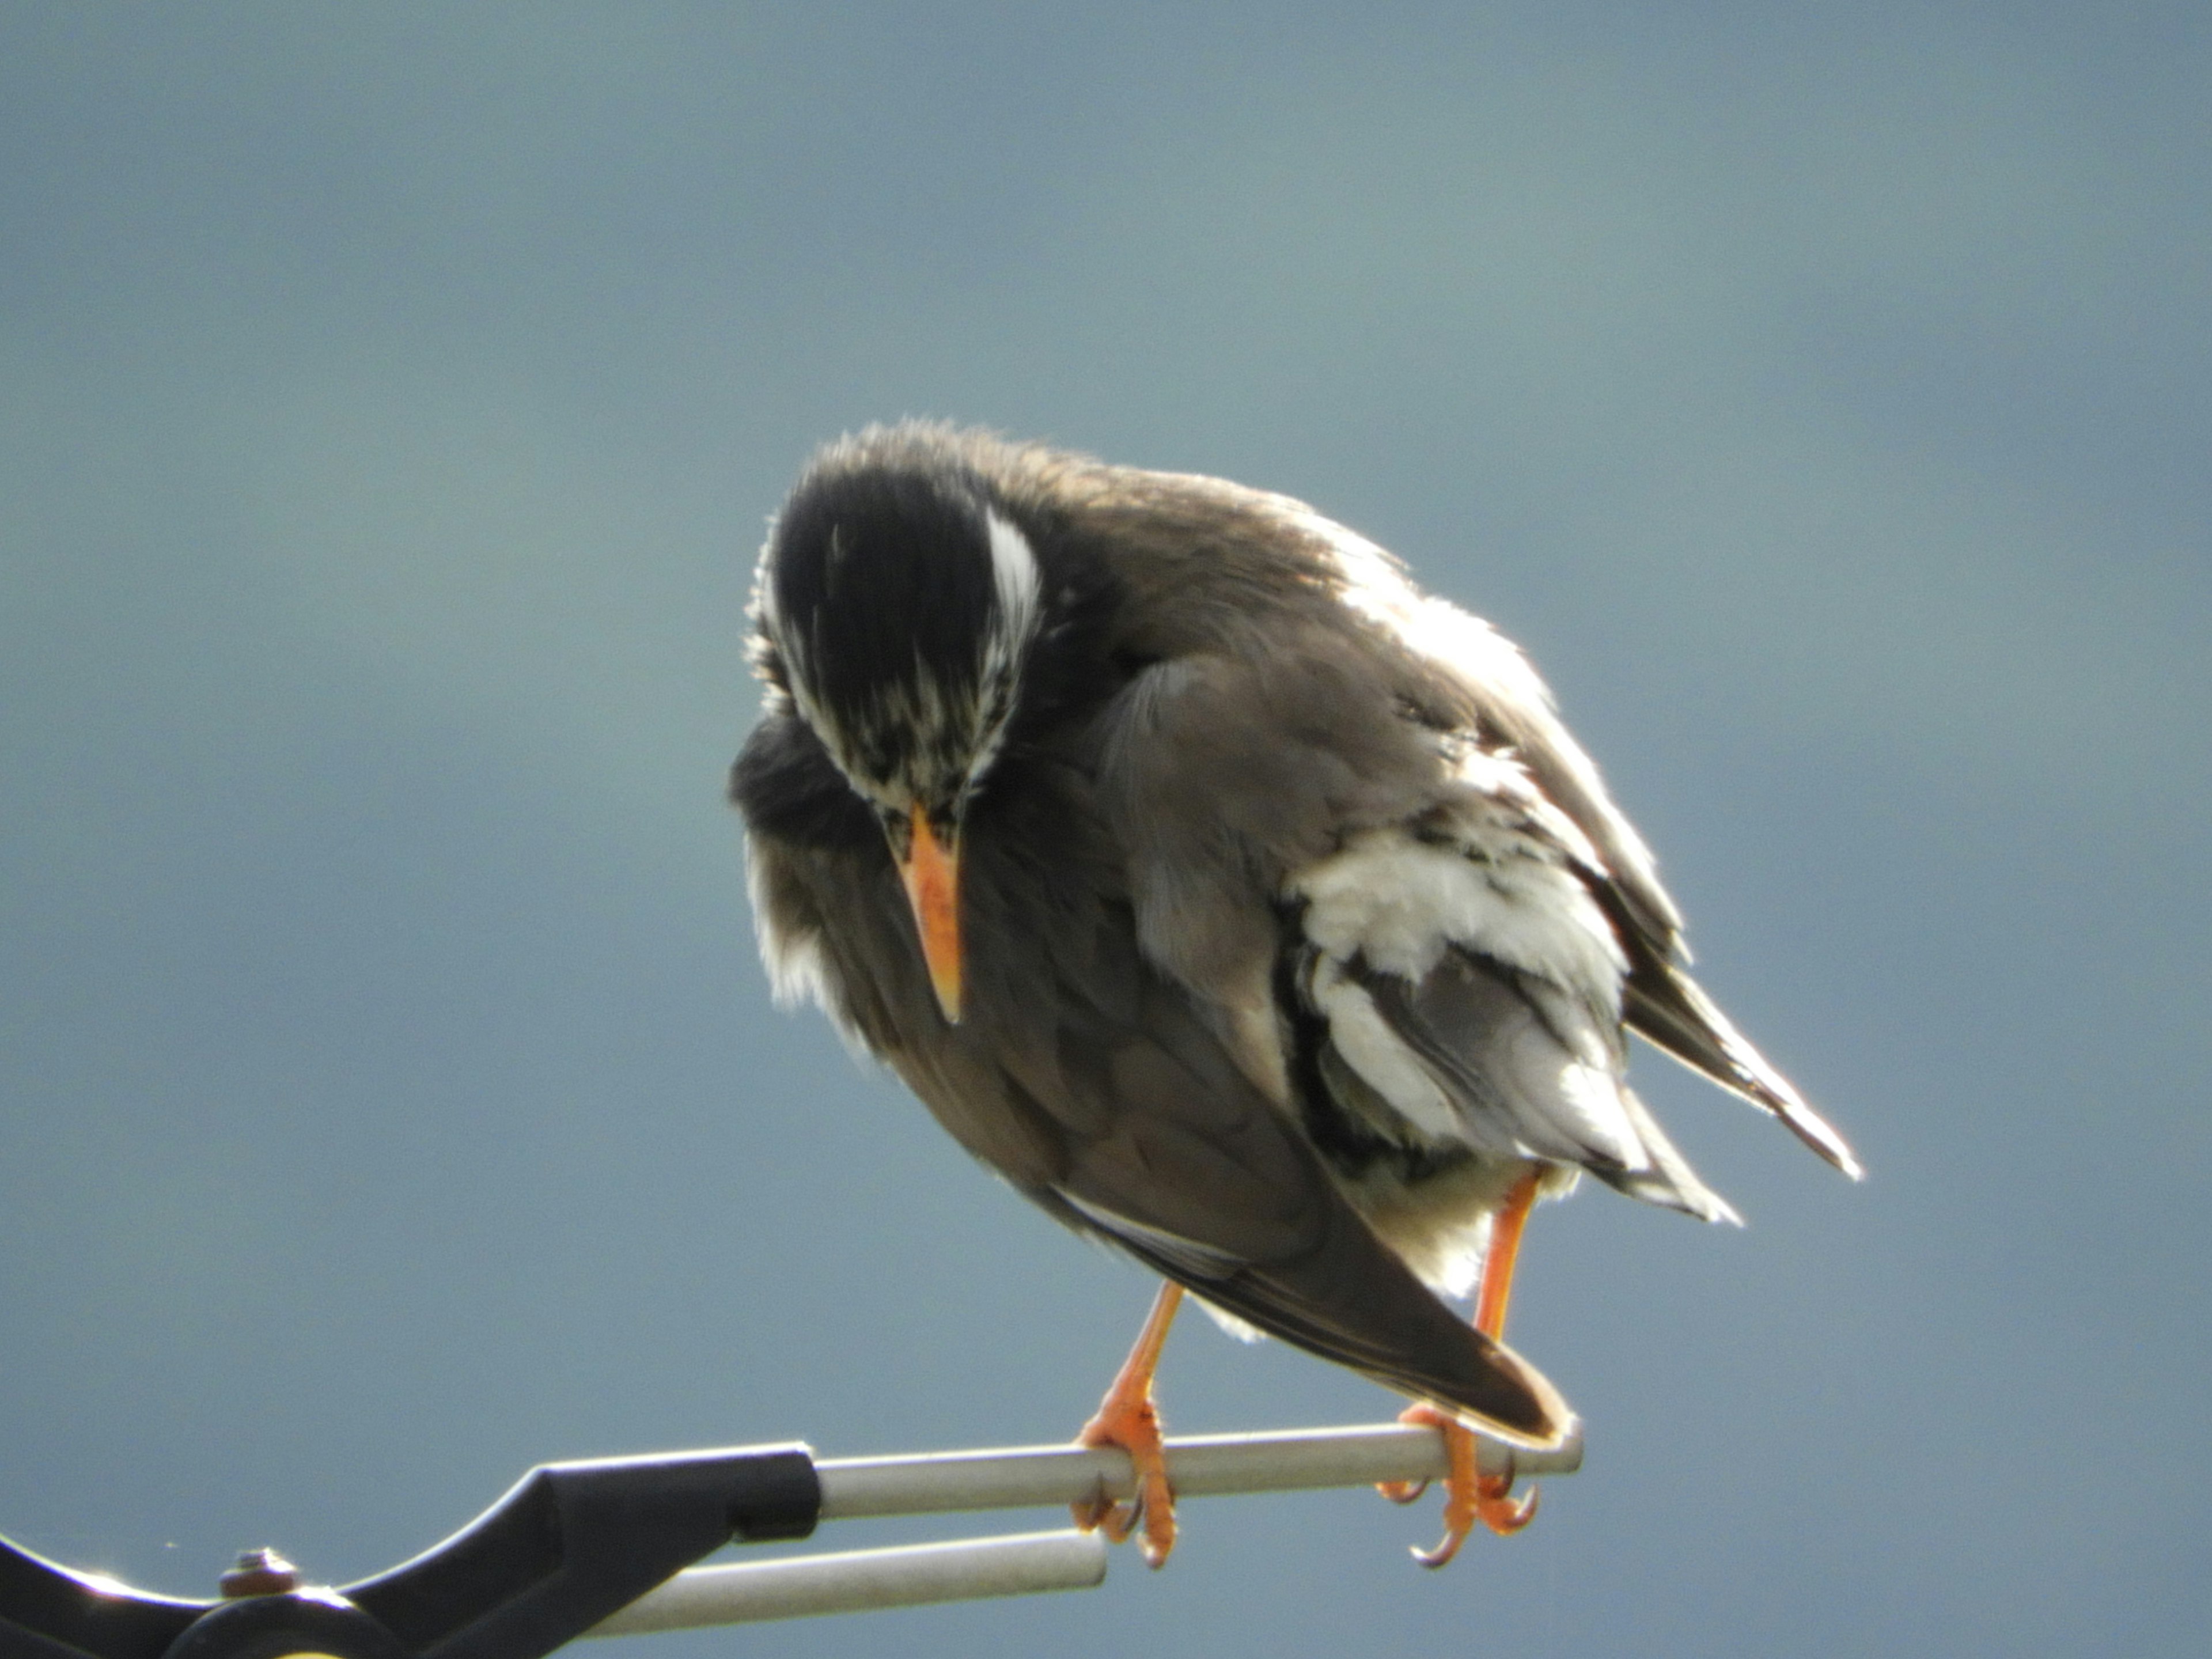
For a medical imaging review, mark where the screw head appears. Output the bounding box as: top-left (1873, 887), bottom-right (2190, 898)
top-left (218, 1548), bottom-right (299, 1598)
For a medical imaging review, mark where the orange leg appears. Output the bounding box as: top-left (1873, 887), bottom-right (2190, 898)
top-left (1071, 1280), bottom-right (1184, 1569)
top-left (1381, 1172), bottom-right (1544, 1567)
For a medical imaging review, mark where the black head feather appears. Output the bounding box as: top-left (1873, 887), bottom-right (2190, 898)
top-left (756, 429), bottom-right (1043, 816)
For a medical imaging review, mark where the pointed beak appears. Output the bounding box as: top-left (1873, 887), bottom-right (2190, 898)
top-left (894, 804), bottom-right (963, 1023)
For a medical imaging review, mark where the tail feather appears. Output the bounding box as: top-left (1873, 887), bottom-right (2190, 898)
top-left (1112, 1195), bottom-right (1577, 1449)
top-left (1625, 960), bottom-right (1863, 1181)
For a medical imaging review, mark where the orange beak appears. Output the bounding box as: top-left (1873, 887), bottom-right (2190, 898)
top-left (895, 804), bottom-right (963, 1023)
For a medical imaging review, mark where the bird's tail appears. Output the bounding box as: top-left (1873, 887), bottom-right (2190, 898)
top-left (1625, 958), bottom-right (1863, 1180)
top-left (1122, 1196), bottom-right (1576, 1448)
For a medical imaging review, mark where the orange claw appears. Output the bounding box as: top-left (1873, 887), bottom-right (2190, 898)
top-left (1382, 1171), bottom-right (1547, 1566)
top-left (1074, 1383), bottom-right (1177, 1569)
top-left (1395, 1403), bottom-right (1540, 1568)
top-left (1071, 1282), bottom-right (1184, 1570)
top-left (1376, 1472), bottom-right (1430, 1505)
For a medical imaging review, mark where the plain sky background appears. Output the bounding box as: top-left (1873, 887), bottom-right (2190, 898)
top-left (2, 6), bottom-right (2206, 1656)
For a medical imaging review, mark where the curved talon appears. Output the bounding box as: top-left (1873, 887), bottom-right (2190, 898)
top-left (1411, 1532), bottom-right (1464, 1569)
top-left (1478, 1479), bottom-right (1540, 1535)
top-left (1395, 1402), bottom-right (1537, 1568)
top-left (1069, 1486), bottom-right (1116, 1535)
top-left (1376, 1476), bottom-right (1430, 1505)
top-left (1401, 1402), bottom-right (1479, 1568)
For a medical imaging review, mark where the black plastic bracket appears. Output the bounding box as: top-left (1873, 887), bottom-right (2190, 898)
top-left (0, 1444), bottom-right (821, 1659)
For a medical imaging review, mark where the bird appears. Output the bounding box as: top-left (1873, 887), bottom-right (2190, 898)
top-left (730, 422), bottom-right (1860, 1570)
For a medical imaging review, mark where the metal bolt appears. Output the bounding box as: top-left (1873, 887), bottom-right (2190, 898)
top-left (218, 1548), bottom-right (299, 1598)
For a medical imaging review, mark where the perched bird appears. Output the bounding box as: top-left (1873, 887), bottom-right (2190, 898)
top-left (731, 423), bottom-right (1859, 1569)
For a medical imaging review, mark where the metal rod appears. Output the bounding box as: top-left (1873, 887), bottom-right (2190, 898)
top-left (586, 1531), bottom-right (1107, 1635)
top-left (816, 1419), bottom-right (1582, 1520)
top-left (586, 1421), bottom-right (1582, 1635)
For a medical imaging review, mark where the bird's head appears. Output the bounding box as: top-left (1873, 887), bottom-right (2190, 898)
top-left (753, 438), bottom-right (1045, 1024)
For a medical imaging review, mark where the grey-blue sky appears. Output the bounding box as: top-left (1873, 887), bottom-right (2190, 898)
top-left (1, 6), bottom-right (2205, 1657)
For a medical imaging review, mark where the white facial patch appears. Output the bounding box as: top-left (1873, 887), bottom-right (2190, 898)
top-left (983, 513), bottom-right (1041, 672)
top-left (963, 512), bottom-right (1043, 788)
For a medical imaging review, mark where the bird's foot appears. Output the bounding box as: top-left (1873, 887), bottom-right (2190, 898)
top-left (1071, 1386), bottom-right (1177, 1569)
top-left (1385, 1402), bottom-right (1539, 1569)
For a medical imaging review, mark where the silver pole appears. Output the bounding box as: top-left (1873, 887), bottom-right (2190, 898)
top-left (816, 1419), bottom-right (1582, 1519)
top-left (587, 1531), bottom-right (1107, 1635)
top-left (583, 1419), bottom-right (1581, 1634)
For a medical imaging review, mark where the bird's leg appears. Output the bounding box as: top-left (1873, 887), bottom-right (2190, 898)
top-left (1071, 1279), bottom-right (1184, 1569)
top-left (1384, 1172), bottom-right (1544, 1567)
